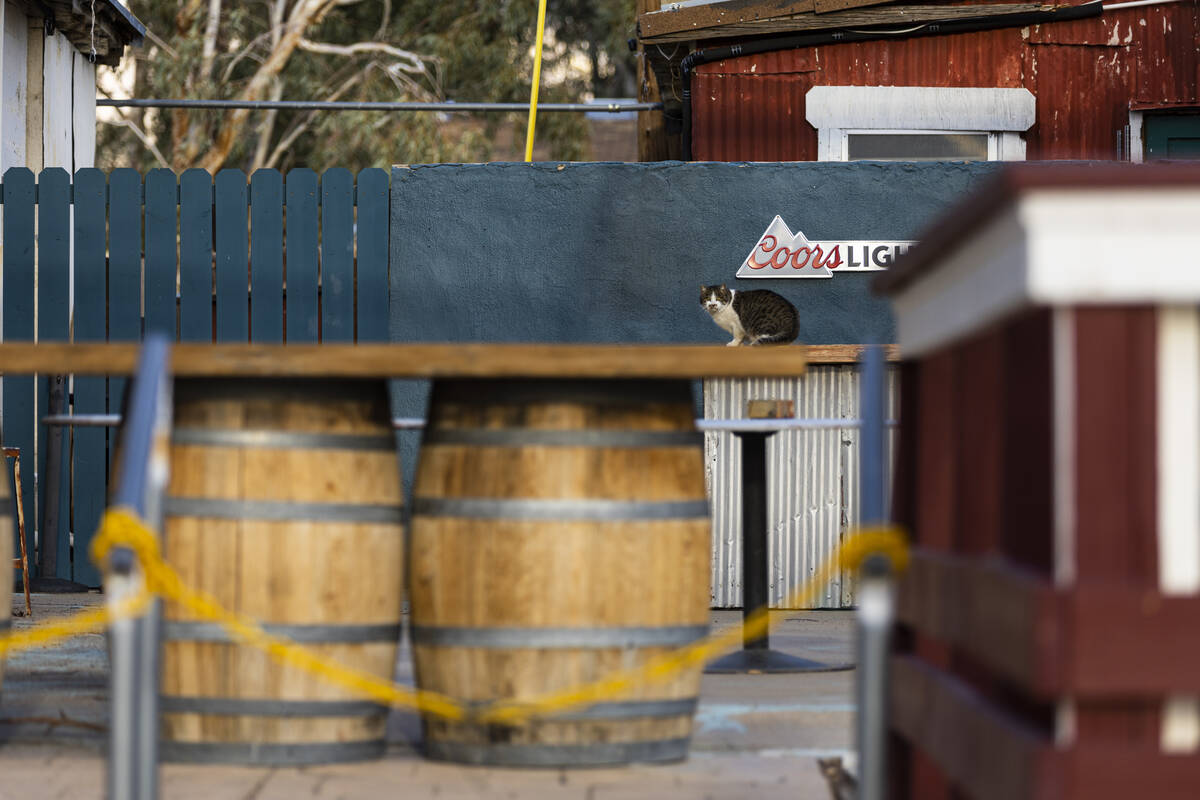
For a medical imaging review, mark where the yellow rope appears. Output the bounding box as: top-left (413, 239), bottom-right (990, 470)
top-left (524, 0), bottom-right (549, 162)
top-left (2, 507), bottom-right (908, 726)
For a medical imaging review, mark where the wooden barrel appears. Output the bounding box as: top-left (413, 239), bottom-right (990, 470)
top-left (159, 378), bottom-right (404, 765)
top-left (1, 468), bottom-right (11, 696)
top-left (410, 378), bottom-right (711, 767)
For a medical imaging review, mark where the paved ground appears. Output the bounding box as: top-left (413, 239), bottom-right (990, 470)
top-left (1, 593), bottom-right (855, 799)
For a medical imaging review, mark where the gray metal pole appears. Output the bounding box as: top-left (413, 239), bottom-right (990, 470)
top-left (106, 548), bottom-right (142, 800)
top-left (856, 344), bottom-right (892, 800)
top-left (106, 334), bottom-right (171, 800)
top-left (855, 554), bottom-right (894, 800)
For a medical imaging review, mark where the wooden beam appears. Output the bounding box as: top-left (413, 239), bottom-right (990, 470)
top-left (0, 343), bottom-right (901, 377)
top-left (898, 549), bottom-right (1200, 696)
top-left (639, 0), bottom-right (815, 39)
top-left (892, 655), bottom-right (1200, 800)
top-left (897, 549), bottom-right (1063, 695)
top-left (640, 3), bottom-right (1064, 44)
top-left (636, 0), bottom-right (677, 161)
top-left (813, 0), bottom-right (895, 14)
top-left (890, 655), bottom-right (1054, 800)
top-left (0, 342), bottom-right (815, 378)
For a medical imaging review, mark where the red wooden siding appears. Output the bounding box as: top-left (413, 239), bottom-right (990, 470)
top-left (691, 4), bottom-right (1199, 161)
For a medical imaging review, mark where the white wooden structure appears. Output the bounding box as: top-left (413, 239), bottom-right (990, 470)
top-left (0, 0), bottom-right (142, 175)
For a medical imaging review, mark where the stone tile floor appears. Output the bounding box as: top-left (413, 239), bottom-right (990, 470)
top-left (1, 594), bottom-right (855, 799)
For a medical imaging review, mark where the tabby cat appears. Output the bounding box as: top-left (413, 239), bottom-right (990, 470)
top-left (700, 284), bottom-right (799, 346)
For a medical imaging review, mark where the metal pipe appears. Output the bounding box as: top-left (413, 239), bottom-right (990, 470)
top-left (1103, 0), bottom-right (1183, 9)
top-left (97, 99), bottom-right (662, 113)
top-left (855, 344), bottom-right (891, 800)
top-left (45, 414), bottom-right (897, 431)
top-left (738, 431), bottom-right (771, 653)
top-left (855, 555), bottom-right (894, 800)
top-left (106, 334), bottom-right (172, 800)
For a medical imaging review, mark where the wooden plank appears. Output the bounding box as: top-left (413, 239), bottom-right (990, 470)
top-left (890, 655), bottom-right (1057, 800)
top-left (1001, 309), bottom-right (1054, 574)
top-left (1066, 587), bottom-right (1200, 695)
top-left (180, 169), bottom-right (213, 342)
top-left (1063, 747), bottom-right (1200, 799)
top-left (897, 549), bottom-right (1063, 695)
top-left (638, 0), bottom-right (815, 39)
top-left (39, 29), bottom-right (73, 170)
top-left (71, 54), bottom-right (96, 168)
top-left (806, 344), bottom-right (899, 363)
top-left (641, 2), bottom-right (1062, 43)
top-left (249, 169), bottom-right (284, 343)
top-left (71, 168), bottom-right (109, 587)
top-left (24, 17), bottom-right (44, 171)
top-left (813, 0), bottom-right (895, 15)
top-left (321, 169), bottom-right (354, 342)
top-left (0, 343), bottom-right (809, 378)
top-left (214, 170), bottom-right (249, 343)
top-left (1072, 307), bottom-right (1161, 744)
top-left (285, 169), bottom-right (319, 343)
top-left (636, 0), bottom-right (674, 162)
top-left (2, 169), bottom-right (36, 580)
top-left (37, 169), bottom-right (72, 581)
top-left (355, 169), bottom-right (389, 342)
top-left (899, 549), bottom-right (1200, 695)
top-left (144, 169), bottom-right (178, 339)
top-left (108, 168), bottom-right (144, 416)
top-left (894, 654), bottom-right (1200, 800)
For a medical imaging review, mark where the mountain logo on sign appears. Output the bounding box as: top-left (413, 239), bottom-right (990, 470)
top-left (734, 217), bottom-right (916, 279)
top-left (736, 216), bottom-right (840, 279)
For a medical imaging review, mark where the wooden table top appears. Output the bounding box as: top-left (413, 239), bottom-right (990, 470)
top-left (0, 343), bottom-right (896, 378)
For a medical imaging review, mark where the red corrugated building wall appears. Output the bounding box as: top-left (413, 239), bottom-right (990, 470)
top-left (689, 3), bottom-right (1200, 161)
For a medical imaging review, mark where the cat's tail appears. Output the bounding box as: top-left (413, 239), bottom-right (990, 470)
top-left (751, 331), bottom-right (798, 345)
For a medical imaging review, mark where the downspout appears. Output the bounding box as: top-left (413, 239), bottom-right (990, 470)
top-left (679, 0), bottom-right (1103, 160)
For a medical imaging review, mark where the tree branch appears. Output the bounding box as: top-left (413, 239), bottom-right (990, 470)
top-left (100, 116), bottom-right (170, 170)
top-left (296, 38), bottom-right (432, 74)
top-left (263, 68), bottom-right (367, 170)
top-left (201, 0), bottom-right (223, 78)
top-left (197, 0), bottom-right (339, 172)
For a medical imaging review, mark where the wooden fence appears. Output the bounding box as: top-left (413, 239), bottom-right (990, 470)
top-left (1, 167), bottom-right (390, 585)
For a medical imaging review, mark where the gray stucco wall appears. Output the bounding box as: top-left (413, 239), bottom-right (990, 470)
top-left (388, 160), bottom-right (1001, 490)
top-left (389, 160), bottom-right (1001, 346)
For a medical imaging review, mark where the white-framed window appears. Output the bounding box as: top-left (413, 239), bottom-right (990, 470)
top-left (806, 86), bottom-right (1035, 162)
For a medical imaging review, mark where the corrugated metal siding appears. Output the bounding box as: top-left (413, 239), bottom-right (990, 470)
top-left (704, 365), bottom-right (898, 608)
top-left (690, 4), bottom-right (1198, 161)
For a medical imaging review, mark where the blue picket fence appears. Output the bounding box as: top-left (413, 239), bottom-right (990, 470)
top-left (1, 167), bottom-right (390, 586)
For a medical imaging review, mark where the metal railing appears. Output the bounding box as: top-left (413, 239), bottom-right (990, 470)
top-left (104, 334), bottom-right (172, 800)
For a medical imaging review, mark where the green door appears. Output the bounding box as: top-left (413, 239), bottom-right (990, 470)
top-left (1145, 113), bottom-right (1200, 160)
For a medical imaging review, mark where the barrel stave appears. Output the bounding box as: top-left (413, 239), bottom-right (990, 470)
top-left (161, 378), bottom-right (403, 765)
top-left (411, 378), bottom-right (711, 767)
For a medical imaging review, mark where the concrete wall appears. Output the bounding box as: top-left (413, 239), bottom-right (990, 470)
top-left (389, 160), bottom-right (1001, 346)
top-left (388, 160), bottom-right (1001, 503)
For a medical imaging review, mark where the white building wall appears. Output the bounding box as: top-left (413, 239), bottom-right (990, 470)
top-left (1, 1), bottom-right (28, 174)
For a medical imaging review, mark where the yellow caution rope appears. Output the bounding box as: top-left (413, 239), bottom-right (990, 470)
top-left (3, 507), bottom-right (908, 726)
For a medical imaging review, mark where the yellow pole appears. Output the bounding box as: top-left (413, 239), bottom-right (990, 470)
top-left (524, 0), bottom-right (549, 162)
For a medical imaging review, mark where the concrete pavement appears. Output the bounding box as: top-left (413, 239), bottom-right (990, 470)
top-left (1, 594), bottom-right (856, 799)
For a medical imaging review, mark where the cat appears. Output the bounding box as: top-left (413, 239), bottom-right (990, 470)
top-left (817, 757), bottom-right (858, 800)
top-left (700, 284), bottom-right (799, 346)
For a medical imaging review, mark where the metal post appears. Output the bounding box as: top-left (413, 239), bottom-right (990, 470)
top-left (740, 431), bottom-right (769, 655)
top-left (107, 547), bottom-right (142, 800)
top-left (856, 344), bottom-right (892, 800)
top-left (706, 429), bottom-right (852, 674)
top-left (41, 375), bottom-right (66, 577)
top-left (106, 334), bottom-right (171, 800)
